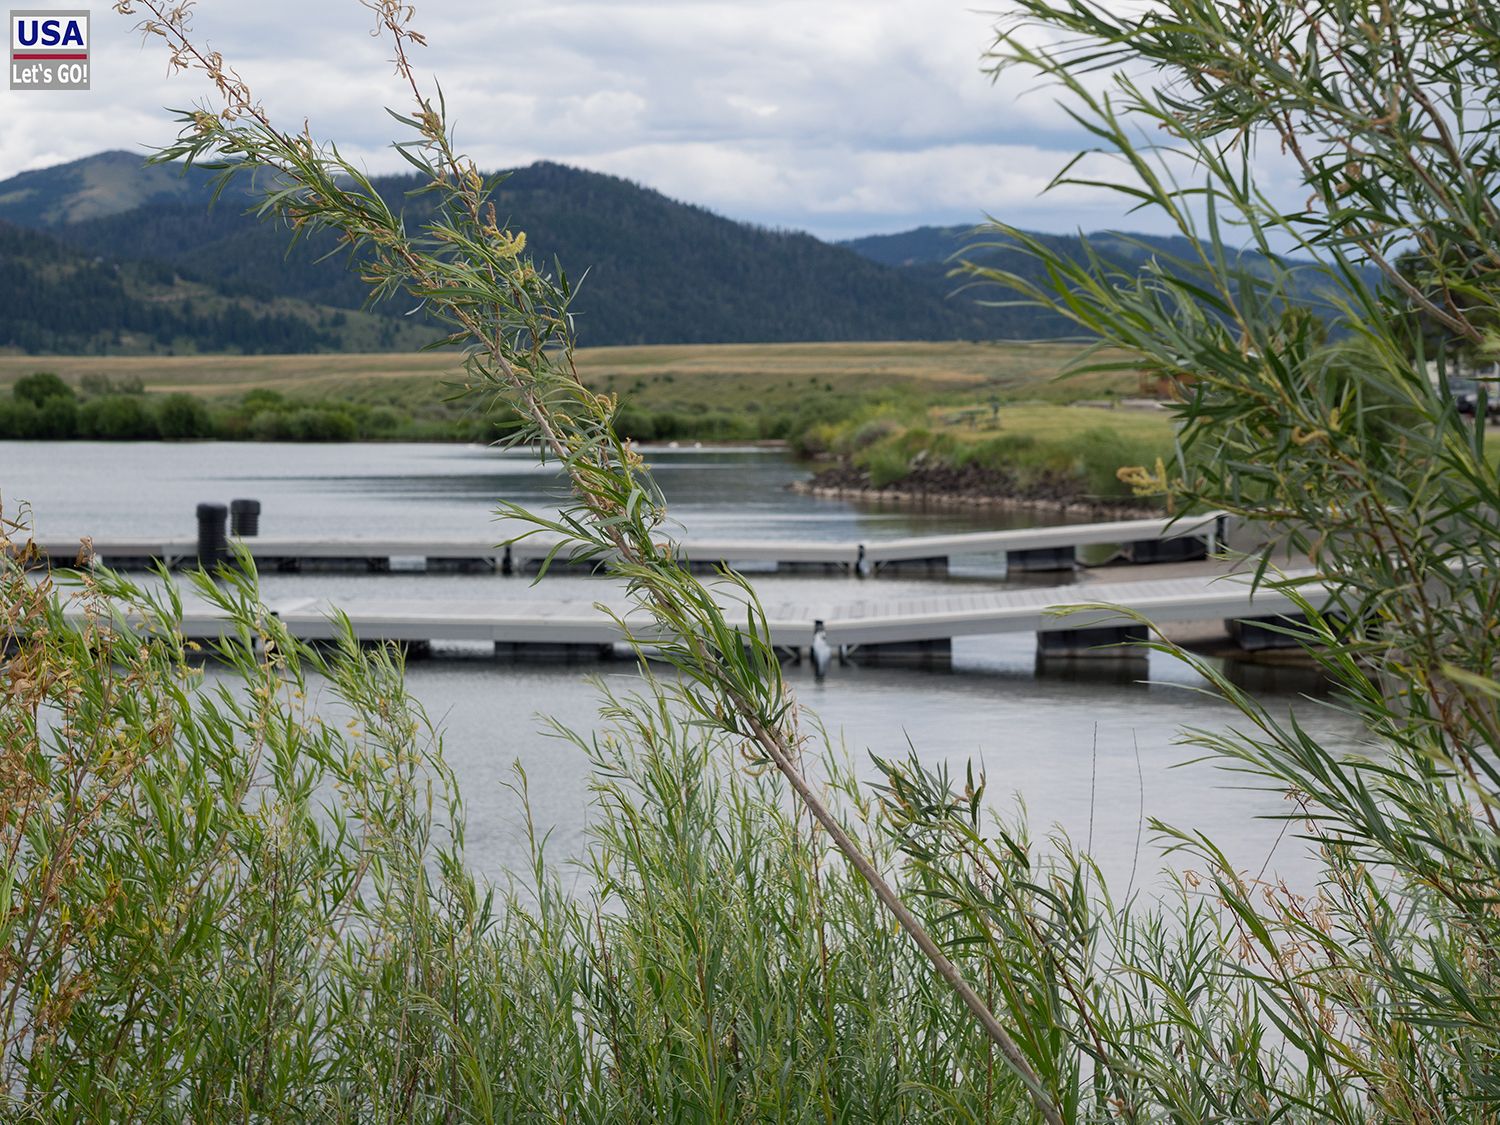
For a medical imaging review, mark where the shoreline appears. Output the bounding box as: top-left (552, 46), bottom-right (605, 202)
top-left (789, 462), bottom-right (1162, 520)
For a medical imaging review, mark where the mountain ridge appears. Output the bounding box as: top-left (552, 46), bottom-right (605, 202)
top-left (0, 151), bottom-right (1347, 354)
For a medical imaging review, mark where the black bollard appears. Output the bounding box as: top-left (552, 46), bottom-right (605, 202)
top-left (196, 502), bottom-right (229, 570)
top-left (230, 498), bottom-right (261, 537)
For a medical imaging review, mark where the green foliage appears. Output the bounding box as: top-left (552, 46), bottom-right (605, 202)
top-left (154, 391), bottom-right (214, 439)
top-left (32, 394), bottom-right (78, 440)
top-left (77, 393), bottom-right (159, 440)
top-left (11, 371), bottom-right (73, 406)
top-left (0, 397), bottom-right (39, 438)
top-left (0, 546), bottom-right (1041, 1120)
top-left (0, 219), bottom-right (350, 355)
top-left (21, 1), bottom-right (1490, 1120)
top-left (841, 420), bottom-right (1166, 500)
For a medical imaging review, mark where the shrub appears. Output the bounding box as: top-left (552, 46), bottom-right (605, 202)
top-left (650, 409), bottom-right (685, 438)
top-left (0, 397), bottom-right (40, 439)
top-left (1060, 427), bottom-right (1165, 497)
top-left (281, 407), bottom-right (356, 442)
top-left (842, 415), bottom-right (901, 452)
top-left (0, 553), bottom-right (1032, 1120)
top-left (862, 444), bottom-right (915, 488)
top-left (155, 392), bottom-right (215, 439)
top-left (366, 405), bottom-right (402, 435)
top-left (32, 395), bottom-right (78, 440)
top-left (790, 420), bottom-right (840, 456)
top-left (78, 394), bottom-right (160, 440)
top-left (240, 388), bottom-right (286, 414)
top-left (613, 404), bottom-right (657, 442)
top-left (11, 372), bottom-right (73, 408)
top-left (247, 410), bottom-right (286, 441)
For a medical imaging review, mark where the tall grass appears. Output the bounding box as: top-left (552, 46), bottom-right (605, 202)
top-left (5, 0), bottom-right (1499, 1118)
top-left (1, 524), bottom-right (1042, 1120)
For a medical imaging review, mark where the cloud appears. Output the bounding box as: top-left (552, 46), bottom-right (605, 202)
top-left (0, 1), bottom-right (1293, 240)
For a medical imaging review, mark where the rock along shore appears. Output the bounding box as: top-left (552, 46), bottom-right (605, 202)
top-left (789, 460), bottom-right (1161, 520)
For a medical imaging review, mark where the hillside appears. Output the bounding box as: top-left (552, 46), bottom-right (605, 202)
top-left (0, 151), bottom-right (1358, 354)
top-left (0, 154), bottom-right (993, 350)
top-left (0, 218), bottom-right (431, 355)
top-left (840, 224), bottom-right (1358, 330)
top-left (0, 150), bottom-right (225, 227)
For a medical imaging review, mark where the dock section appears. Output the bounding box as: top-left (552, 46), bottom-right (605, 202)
top-left (26, 511), bottom-right (1227, 577)
top-left (73, 566), bottom-right (1320, 671)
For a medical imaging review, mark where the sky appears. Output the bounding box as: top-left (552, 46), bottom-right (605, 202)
top-left (2, 1), bottom-right (1183, 240)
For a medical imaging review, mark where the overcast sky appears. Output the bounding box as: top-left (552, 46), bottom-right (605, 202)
top-left (2, 1), bottom-right (1188, 240)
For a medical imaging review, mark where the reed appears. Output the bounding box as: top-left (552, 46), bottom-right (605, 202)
top-left (3, 0), bottom-right (1498, 1118)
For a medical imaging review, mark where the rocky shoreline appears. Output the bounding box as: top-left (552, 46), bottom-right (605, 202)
top-left (789, 460), bottom-right (1161, 520)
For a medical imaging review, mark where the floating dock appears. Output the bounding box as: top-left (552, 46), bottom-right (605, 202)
top-left (27, 512), bottom-right (1227, 577)
top-left (105, 565), bottom-right (1320, 671)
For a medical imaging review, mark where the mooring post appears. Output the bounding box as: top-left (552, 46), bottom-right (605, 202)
top-left (195, 502), bottom-right (229, 570)
top-left (229, 498), bottom-right (261, 537)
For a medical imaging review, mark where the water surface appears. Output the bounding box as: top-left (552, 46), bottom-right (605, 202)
top-left (2, 439), bottom-right (1363, 893)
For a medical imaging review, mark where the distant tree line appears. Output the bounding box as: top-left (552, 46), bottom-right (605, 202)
top-left (0, 221), bottom-right (343, 354)
top-left (0, 371), bottom-right (875, 446)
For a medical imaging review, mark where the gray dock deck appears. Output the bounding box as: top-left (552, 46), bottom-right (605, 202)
top-left (27, 511), bottom-right (1227, 576)
top-left (105, 566), bottom-right (1319, 669)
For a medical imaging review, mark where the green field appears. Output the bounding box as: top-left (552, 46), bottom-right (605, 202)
top-left (0, 341), bottom-right (1154, 446)
top-left (0, 340), bottom-right (1139, 408)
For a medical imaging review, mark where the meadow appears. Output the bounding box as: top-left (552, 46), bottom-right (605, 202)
top-left (0, 341), bottom-right (1160, 469)
top-left (0, 340), bottom-right (1140, 410)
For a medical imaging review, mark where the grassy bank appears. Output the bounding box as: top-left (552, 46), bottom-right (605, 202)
top-left (0, 341), bottom-right (1147, 444)
top-left (799, 400), bottom-right (1177, 508)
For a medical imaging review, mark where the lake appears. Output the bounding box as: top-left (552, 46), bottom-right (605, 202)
top-left (2, 440), bottom-right (1364, 891)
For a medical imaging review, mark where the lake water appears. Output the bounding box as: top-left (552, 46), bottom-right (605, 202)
top-left (2, 440), bottom-right (1366, 892)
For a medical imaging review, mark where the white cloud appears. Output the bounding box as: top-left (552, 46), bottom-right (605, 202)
top-left (0, 0), bottom-right (1298, 240)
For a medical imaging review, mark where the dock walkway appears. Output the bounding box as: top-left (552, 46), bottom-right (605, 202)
top-left (32, 512), bottom-right (1227, 577)
top-left (147, 564), bottom-right (1319, 669)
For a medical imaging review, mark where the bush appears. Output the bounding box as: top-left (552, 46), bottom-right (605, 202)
top-left (0, 557), bottom-right (1026, 1120)
top-left (12, 372), bottom-right (74, 408)
top-left (32, 395), bottom-right (79, 440)
top-left (281, 407), bottom-right (356, 442)
top-left (861, 445), bottom-right (912, 488)
top-left (1060, 427), bottom-right (1164, 497)
top-left (842, 415), bottom-right (902, 452)
top-left (155, 392), bottom-right (215, 439)
top-left (0, 397), bottom-right (40, 439)
top-left (366, 405), bottom-right (402, 435)
top-left (790, 420), bottom-right (839, 456)
top-left (651, 409), bottom-right (685, 438)
top-left (613, 405), bottom-right (657, 442)
top-left (240, 388), bottom-right (286, 415)
top-left (78, 394), bottom-right (160, 440)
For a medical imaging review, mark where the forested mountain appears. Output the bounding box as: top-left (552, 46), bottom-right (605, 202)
top-left (0, 150), bottom-right (223, 227)
top-left (1, 155), bottom-right (991, 350)
top-left (0, 151), bottom-right (1353, 354)
top-left (840, 224), bottom-right (1360, 334)
top-left (0, 218), bottom-right (427, 355)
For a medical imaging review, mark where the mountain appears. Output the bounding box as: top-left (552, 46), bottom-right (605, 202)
top-left (0, 150), bottom-right (223, 227)
top-left (840, 224), bottom-right (1361, 334)
top-left (0, 151), bottom-right (1356, 356)
top-left (840, 225), bottom-right (984, 268)
top-left (0, 153), bottom-right (994, 351)
top-left (0, 217), bottom-right (429, 355)
top-left (841, 224), bottom-right (1081, 337)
